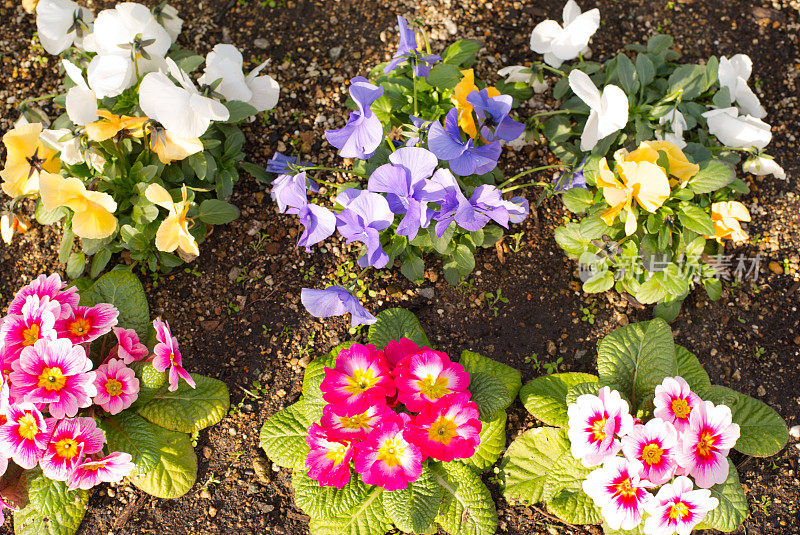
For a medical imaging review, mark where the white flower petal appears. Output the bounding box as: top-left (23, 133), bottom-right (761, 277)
top-left (569, 69), bottom-right (602, 109)
top-left (580, 111), bottom-right (601, 151)
top-left (65, 86), bottom-right (98, 126)
top-left (703, 107), bottom-right (772, 149)
top-left (87, 53), bottom-right (134, 98)
top-left (530, 19), bottom-right (562, 54)
top-left (158, 4), bottom-right (183, 42)
top-left (743, 156), bottom-right (785, 180)
top-left (199, 44), bottom-right (252, 103)
top-left (36, 0), bottom-right (84, 55)
top-left (246, 74), bottom-right (280, 112)
top-left (61, 59), bottom-right (89, 90)
top-left (562, 0), bottom-right (582, 25)
top-left (734, 82), bottom-right (767, 119)
top-left (598, 84), bottom-right (629, 136)
top-left (552, 9), bottom-right (600, 61)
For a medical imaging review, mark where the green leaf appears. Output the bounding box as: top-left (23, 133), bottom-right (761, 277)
top-left (14, 469), bottom-right (88, 535)
top-left (35, 201), bottom-right (68, 226)
top-left (616, 53), bottom-right (639, 95)
top-left (428, 63), bottom-right (463, 90)
top-left (596, 319), bottom-right (677, 412)
top-left (704, 386), bottom-right (789, 457)
top-left (565, 382), bottom-right (602, 407)
top-left (678, 205), bottom-right (715, 235)
top-left (462, 411), bottom-right (506, 471)
top-left (502, 427), bottom-right (570, 505)
top-left (548, 487), bottom-right (602, 525)
top-left (480, 225), bottom-right (503, 248)
top-left (704, 278), bottom-right (722, 301)
top-left (66, 251), bottom-right (86, 279)
top-left (368, 308), bottom-right (430, 349)
top-left (401, 255), bottom-right (425, 283)
top-left (519, 373), bottom-right (599, 427)
top-left (100, 411), bottom-right (163, 475)
top-left (561, 187), bottom-right (594, 214)
top-left (443, 39), bottom-right (482, 66)
top-left (223, 100), bottom-right (258, 122)
top-left (240, 161), bottom-right (268, 182)
top-left (460, 350), bottom-right (522, 402)
top-left (128, 360), bottom-right (167, 409)
top-left (309, 486), bottom-right (391, 535)
top-left (259, 401), bottom-right (311, 470)
top-left (89, 248), bottom-right (112, 278)
top-left (452, 244), bottom-right (476, 275)
top-left (434, 462), bottom-right (498, 535)
top-left (383, 464), bottom-right (443, 533)
top-left (468, 372), bottom-right (511, 421)
top-left (583, 270), bottom-right (614, 293)
top-left (137, 374), bottom-right (229, 433)
top-left (667, 64), bottom-right (707, 100)
top-left (647, 34), bottom-right (674, 54)
top-left (58, 228), bottom-right (75, 264)
top-left (544, 451), bottom-right (592, 499)
top-left (80, 269), bottom-right (150, 339)
top-left (688, 159), bottom-right (735, 193)
top-left (674, 345), bottom-right (711, 395)
top-left (128, 427), bottom-right (198, 499)
top-left (635, 54), bottom-right (656, 88)
top-left (197, 199), bottom-right (240, 225)
top-left (293, 470), bottom-right (371, 519)
top-left (696, 460), bottom-right (748, 532)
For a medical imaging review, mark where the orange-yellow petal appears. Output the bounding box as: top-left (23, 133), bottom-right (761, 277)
top-left (151, 132), bottom-right (203, 164)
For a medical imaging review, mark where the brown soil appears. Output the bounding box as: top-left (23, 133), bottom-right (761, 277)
top-left (1, 0), bottom-right (799, 534)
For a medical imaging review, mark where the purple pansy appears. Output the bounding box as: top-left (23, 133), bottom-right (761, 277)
top-left (297, 203), bottom-right (336, 251)
top-left (508, 196), bottom-right (530, 224)
top-left (367, 147), bottom-right (438, 240)
top-left (301, 286), bottom-right (377, 327)
top-left (266, 152), bottom-right (310, 174)
top-left (334, 189), bottom-right (395, 268)
top-left (406, 115), bottom-right (432, 147)
top-left (383, 16), bottom-right (441, 77)
top-left (466, 89), bottom-right (526, 142)
top-left (428, 171), bottom-right (523, 236)
top-left (271, 171), bottom-right (315, 214)
top-left (427, 108), bottom-right (501, 177)
top-left (555, 156), bottom-right (589, 191)
top-left (325, 77), bottom-right (385, 159)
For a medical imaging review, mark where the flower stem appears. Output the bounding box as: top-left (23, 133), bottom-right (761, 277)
top-left (18, 93), bottom-right (61, 106)
top-left (412, 70), bottom-right (419, 116)
top-left (529, 109), bottom-right (579, 119)
top-left (538, 62), bottom-right (567, 77)
top-left (301, 165), bottom-right (368, 179)
top-left (501, 181), bottom-right (550, 194)
top-left (497, 164), bottom-right (568, 189)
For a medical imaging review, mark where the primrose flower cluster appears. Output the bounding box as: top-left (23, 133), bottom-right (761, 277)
top-left (270, 16), bottom-right (532, 326)
top-left (305, 339), bottom-right (481, 490)
top-left (0, 274), bottom-right (194, 517)
top-left (2, 0), bottom-right (278, 275)
top-left (569, 377), bottom-right (739, 534)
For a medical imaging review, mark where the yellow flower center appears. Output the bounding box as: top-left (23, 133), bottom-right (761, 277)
top-left (82, 462), bottom-right (105, 472)
top-left (641, 443), bottom-right (664, 465)
top-left (377, 438), bottom-right (405, 468)
top-left (671, 398), bottom-right (691, 419)
top-left (69, 317), bottom-right (92, 337)
top-left (345, 368), bottom-right (378, 395)
top-left (54, 438), bottom-right (81, 460)
top-left (427, 416), bottom-right (458, 445)
top-left (340, 412), bottom-right (372, 430)
top-left (324, 443), bottom-right (349, 465)
top-left (18, 413), bottom-right (40, 440)
top-left (417, 374), bottom-right (450, 400)
top-left (38, 366), bottom-right (67, 391)
top-left (695, 430), bottom-right (717, 458)
top-left (614, 478), bottom-right (637, 499)
top-left (590, 417), bottom-right (608, 442)
top-left (669, 501), bottom-right (691, 520)
top-left (22, 323), bottom-right (40, 346)
top-left (105, 378), bottom-right (123, 396)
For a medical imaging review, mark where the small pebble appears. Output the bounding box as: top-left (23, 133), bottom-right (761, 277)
top-left (789, 425), bottom-right (800, 440)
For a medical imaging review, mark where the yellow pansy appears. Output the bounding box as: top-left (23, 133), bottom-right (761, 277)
top-left (85, 110), bottom-right (148, 142)
top-left (149, 129), bottom-right (204, 164)
top-left (1, 123), bottom-right (61, 198)
top-left (709, 201), bottom-right (750, 242)
top-left (597, 153), bottom-right (671, 236)
top-left (453, 69), bottom-right (500, 139)
top-left (625, 140), bottom-right (700, 184)
top-left (22, 0), bottom-right (38, 14)
top-left (145, 183), bottom-right (199, 258)
top-left (39, 172), bottom-right (118, 239)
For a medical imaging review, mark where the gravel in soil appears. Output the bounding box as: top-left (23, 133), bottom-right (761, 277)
top-left (1, 0), bottom-right (799, 534)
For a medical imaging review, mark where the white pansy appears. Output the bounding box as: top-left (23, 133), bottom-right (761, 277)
top-left (702, 107), bottom-right (771, 149)
top-left (743, 155), bottom-right (785, 180)
top-left (36, 0), bottom-right (94, 55)
top-left (198, 44), bottom-right (253, 103)
top-left (568, 70), bottom-right (629, 151)
top-left (139, 58), bottom-right (230, 139)
top-left (61, 60), bottom-right (98, 126)
top-left (153, 4), bottom-right (183, 42)
top-left (89, 3), bottom-right (171, 57)
top-left (656, 109), bottom-right (688, 149)
top-left (718, 54), bottom-right (766, 119)
top-left (498, 65), bottom-right (549, 94)
top-left (86, 53), bottom-right (135, 99)
top-left (244, 60), bottom-right (280, 112)
top-left (530, 0), bottom-right (600, 68)
top-left (40, 129), bottom-right (106, 172)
